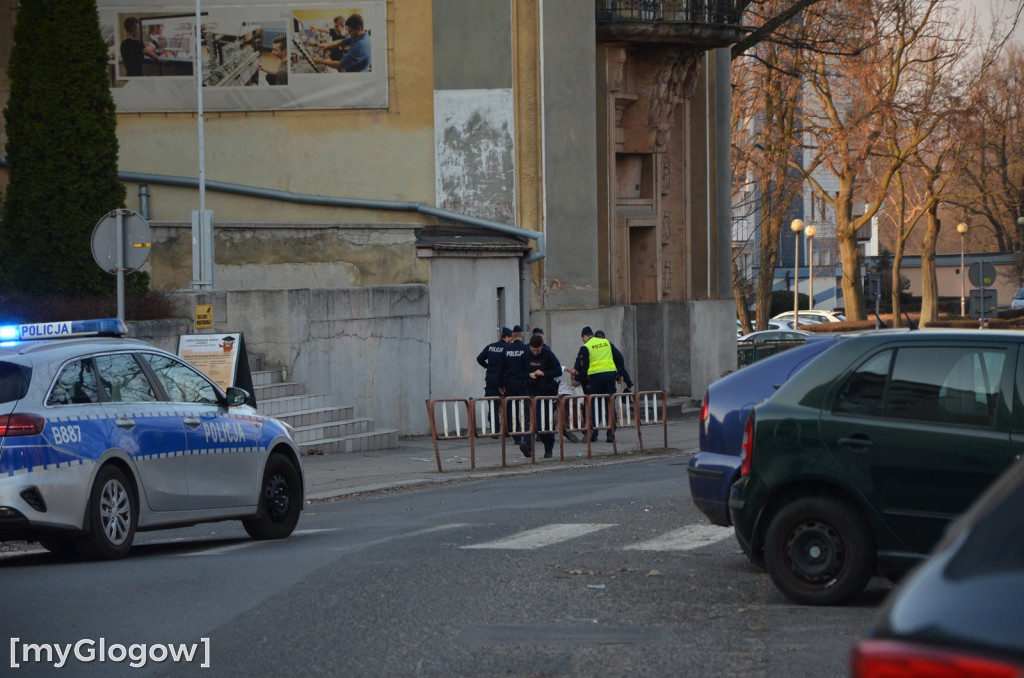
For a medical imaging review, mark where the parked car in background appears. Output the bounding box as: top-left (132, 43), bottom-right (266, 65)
top-left (766, 318), bottom-right (818, 330)
top-left (738, 327), bottom-right (819, 367)
top-left (688, 335), bottom-right (840, 526)
top-left (0, 319), bottom-right (305, 559)
top-left (738, 329), bottom-right (811, 343)
top-left (851, 455), bottom-right (1024, 677)
top-left (1012, 285), bottom-right (1024, 310)
top-left (731, 329), bottom-right (1023, 605)
top-left (772, 309), bottom-right (845, 325)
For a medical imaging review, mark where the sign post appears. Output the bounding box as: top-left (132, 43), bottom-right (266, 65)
top-left (969, 261), bottom-right (998, 321)
top-left (91, 209), bottom-right (152, 321)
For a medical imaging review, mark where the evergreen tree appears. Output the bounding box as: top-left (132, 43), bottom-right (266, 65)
top-left (2, 0), bottom-right (125, 296)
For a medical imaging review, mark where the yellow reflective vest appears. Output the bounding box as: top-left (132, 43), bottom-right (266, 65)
top-left (585, 337), bottom-right (616, 375)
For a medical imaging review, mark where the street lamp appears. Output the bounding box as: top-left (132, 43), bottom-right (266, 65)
top-left (1016, 216), bottom-right (1024, 287)
top-left (805, 224), bottom-right (817, 310)
top-left (791, 219), bottom-right (804, 326)
top-left (957, 222), bottom-right (968, 317)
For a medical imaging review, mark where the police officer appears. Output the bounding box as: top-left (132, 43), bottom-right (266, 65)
top-left (523, 333), bottom-right (562, 458)
top-left (595, 330), bottom-right (633, 392)
top-left (573, 326), bottom-right (618, 442)
top-left (476, 327), bottom-right (512, 434)
top-left (501, 325), bottom-right (530, 452)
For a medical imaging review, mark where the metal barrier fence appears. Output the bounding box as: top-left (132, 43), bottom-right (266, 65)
top-left (425, 398), bottom-right (474, 472)
top-left (426, 390), bottom-right (669, 472)
top-left (587, 393), bottom-right (618, 455)
top-left (633, 390), bottom-right (668, 449)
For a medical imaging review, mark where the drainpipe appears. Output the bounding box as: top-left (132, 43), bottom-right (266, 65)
top-left (138, 184), bottom-right (151, 220)
top-left (0, 159), bottom-right (546, 257)
top-left (1, 158), bottom-right (547, 318)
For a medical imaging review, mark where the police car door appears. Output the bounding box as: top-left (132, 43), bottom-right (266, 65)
top-left (92, 352), bottom-right (190, 511)
top-left (138, 353), bottom-right (261, 510)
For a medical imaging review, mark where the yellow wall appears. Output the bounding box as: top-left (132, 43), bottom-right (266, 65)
top-left (3, 2), bottom-right (437, 226)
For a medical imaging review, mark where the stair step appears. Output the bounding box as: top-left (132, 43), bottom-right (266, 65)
top-left (290, 418), bottom-right (373, 444)
top-left (271, 405), bottom-right (356, 428)
top-left (258, 393), bottom-right (333, 416)
top-left (251, 369), bottom-right (284, 387)
top-left (301, 429), bottom-right (399, 455)
top-left (253, 381), bottom-right (306, 400)
top-left (248, 363), bottom-right (397, 452)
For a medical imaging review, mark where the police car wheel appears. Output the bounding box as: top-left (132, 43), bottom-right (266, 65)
top-left (75, 465), bottom-right (138, 560)
top-left (243, 454), bottom-right (301, 540)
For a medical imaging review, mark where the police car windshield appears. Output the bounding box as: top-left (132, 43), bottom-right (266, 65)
top-left (0, 362), bottom-right (31, 404)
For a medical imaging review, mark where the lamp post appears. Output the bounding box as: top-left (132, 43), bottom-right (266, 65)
top-left (791, 219), bottom-right (804, 326)
top-left (805, 224), bottom-right (817, 310)
top-left (957, 222), bottom-right (968, 317)
top-left (1016, 216), bottom-right (1024, 287)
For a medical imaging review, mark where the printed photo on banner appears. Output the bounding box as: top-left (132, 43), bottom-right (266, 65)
top-left (100, 1), bottom-right (387, 112)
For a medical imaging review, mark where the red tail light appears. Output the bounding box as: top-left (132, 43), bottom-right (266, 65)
top-left (0, 414), bottom-right (45, 437)
top-left (699, 393), bottom-right (708, 424)
top-left (740, 415), bottom-right (754, 476)
top-left (852, 639), bottom-right (1022, 678)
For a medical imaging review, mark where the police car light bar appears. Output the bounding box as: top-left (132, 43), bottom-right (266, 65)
top-left (0, 319), bottom-right (128, 341)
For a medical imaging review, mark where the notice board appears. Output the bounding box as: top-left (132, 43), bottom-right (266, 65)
top-left (178, 332), bottom-right (257, 407)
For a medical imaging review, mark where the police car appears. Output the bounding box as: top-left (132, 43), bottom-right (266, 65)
top-left (0, 319), bottom-right (304, 559)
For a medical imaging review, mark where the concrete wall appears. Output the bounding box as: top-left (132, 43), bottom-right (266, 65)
top-left (635, 299), bottom-right (736, 397)
top-left (433, 1), bottom-right (517, 223)
top-left (146, 222), bottom-right (428, 291)
top-left (222, 286), bottom-right (430, 434)
top-left (540, 1), bottom-right (600, 311)
top-left (427, 255), bottom-right (521, 402)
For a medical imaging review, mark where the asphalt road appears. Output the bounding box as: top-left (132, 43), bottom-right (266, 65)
top-left (1, 457), bottom-right (889, 677)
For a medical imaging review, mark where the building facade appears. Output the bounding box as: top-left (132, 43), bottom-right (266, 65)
top-left (0, 1), bottom-right (742, 434)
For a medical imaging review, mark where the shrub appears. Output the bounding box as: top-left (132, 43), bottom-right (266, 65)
top-left (1, 0), bottom-right (125, 297)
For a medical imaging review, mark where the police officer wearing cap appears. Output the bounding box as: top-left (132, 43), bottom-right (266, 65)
top-left (501, 325), bottom-right (529, 449)
top-left (476, 326), bottom-right (512, 433)
top-left (573, 326), bottom-right (618, 442)
top-left (595, 330), bottom-right (633, 392)
top-left (523, 333), bottom-right (562, 458)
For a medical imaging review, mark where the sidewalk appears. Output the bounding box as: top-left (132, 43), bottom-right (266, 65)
top-left (302, 408), bottom-right (701, 502)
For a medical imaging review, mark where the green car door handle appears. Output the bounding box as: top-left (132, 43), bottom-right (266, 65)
top-left (838, 435), bottom-right (874, 450)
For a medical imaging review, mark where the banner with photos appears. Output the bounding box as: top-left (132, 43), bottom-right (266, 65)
top-left (101, 1), bottom-right (387, 112)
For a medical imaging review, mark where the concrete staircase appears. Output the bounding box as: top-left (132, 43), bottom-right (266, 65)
top-left (249, 363), bottom-right (399, 454)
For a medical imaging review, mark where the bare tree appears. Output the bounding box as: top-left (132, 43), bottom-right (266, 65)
top-left (797, 0), bottom-right (973, 320)
top-left (870, 3), bottom-right (981, 325)
top-left (731, 1), bottom-right (809, 333)
top-left (953, 47), bottom-right (1024, 256)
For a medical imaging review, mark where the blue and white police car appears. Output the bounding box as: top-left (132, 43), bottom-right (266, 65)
top-left (0, 319), bottom-right (304, 559)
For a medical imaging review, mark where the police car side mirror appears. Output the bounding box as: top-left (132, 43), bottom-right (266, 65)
top-left (225, 386), bottom-right (250, 407)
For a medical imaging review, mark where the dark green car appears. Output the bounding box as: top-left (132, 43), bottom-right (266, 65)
top-left (729, 329), bottom-right (1024, 605)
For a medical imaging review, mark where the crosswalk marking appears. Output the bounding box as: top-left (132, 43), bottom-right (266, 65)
top-left (623, 525), bottom-right (734, 551)
top-left (462, 523), bottom-right (615, 550)
top-left (0, 523), bottom-right (734, 561)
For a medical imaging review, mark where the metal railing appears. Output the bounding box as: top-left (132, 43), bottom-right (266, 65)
top-left (427, 391), bottom-right (669, 472)
top-left (736, 339), bottom-right (806, 367)
top-left (595, 0), bottom-right (742, 26)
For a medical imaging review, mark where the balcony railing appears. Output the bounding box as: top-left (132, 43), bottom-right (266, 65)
top-left (596, 0), bottom-right (742, 25)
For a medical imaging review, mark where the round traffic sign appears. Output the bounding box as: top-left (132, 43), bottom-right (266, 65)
top-left (968, 261), bottom-right (997, 288)
top-left (91, 209), bottom-right (152, 274)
